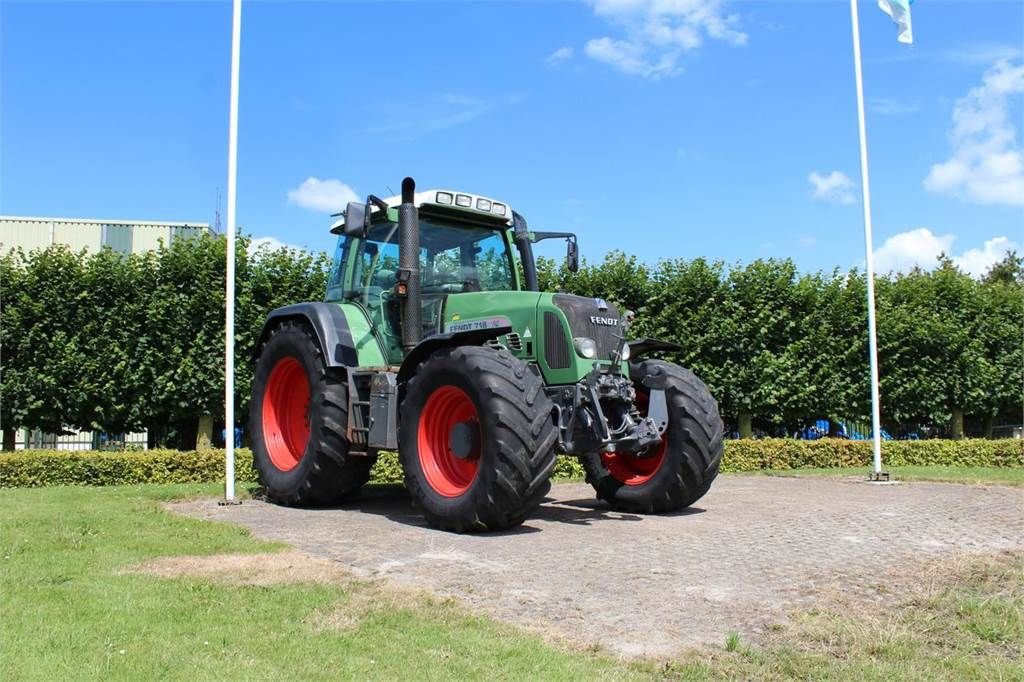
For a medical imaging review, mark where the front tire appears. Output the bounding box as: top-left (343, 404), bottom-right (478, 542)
top-left (581, 360), bottom-right (724, 513)
top-left (399, 346), bottom-right (558, 532)
top-left (250, 320), bottom-right (374, 505)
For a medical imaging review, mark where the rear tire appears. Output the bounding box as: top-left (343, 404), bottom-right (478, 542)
top-left (581, 360), bottom-right (723, 513)
top-left (250, 320), bottom-right (374, 505)
top-left (399, 346), bottom-right (558, 532)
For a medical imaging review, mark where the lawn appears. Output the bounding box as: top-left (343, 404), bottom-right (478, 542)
top-left (0, 483), bottom-right (641, 680)
top-left (1, 483), bottom-right (1020, 680)
top-left (746, 464), bottom-right (1024, 486)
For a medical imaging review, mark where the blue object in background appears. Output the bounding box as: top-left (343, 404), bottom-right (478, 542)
top-left (220, 426), bottom-right (244, 448)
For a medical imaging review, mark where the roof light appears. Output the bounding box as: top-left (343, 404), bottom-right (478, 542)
top-left (476, 198), bottom-right (492, 212)
top-left (455, 194), bottom-right (472, 207)
top-left (436, 191), bottom-right (453, 205)
top-left (491, 203), bottom-right (506, 216)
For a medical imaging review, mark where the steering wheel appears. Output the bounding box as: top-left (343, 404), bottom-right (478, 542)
top-left (422, 276), bottom-right (473, 293)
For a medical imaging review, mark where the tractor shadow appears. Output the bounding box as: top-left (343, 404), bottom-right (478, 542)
top-left (531, 498), bottom-right (706, 527)
top-left (328, 484), bottom-right (705, 534)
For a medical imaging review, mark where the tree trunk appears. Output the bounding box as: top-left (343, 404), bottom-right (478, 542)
top-left (982, 415), bottom-right (994, 439)
top-left (738, 411), bottom-right (753, 439)
top-left (2, 428), bottom-right (16, 451)
top-left (949, 407), bottom-right (965, 440)
top-left (195, 415), bottom-right (214, 450)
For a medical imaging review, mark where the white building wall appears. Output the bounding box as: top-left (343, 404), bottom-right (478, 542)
top-left (0, 216), bottom-right (208, 255)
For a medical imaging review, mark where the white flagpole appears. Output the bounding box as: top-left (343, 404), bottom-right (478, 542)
top-left (224, 0), bottom-right (242, 501)
top-left (849, 0), bottom-right (885, 478)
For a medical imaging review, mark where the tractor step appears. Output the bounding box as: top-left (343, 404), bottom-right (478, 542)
top-left (346, 368), bottom-right (399, 454)
top-left (346, 369), bottom-right (374, 455)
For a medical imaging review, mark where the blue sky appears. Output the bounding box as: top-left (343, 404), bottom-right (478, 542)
top-left (2, 1), bottom-right (1022, 275)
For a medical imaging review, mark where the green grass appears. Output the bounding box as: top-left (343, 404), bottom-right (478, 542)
top-left (673, 552), bottom-right (1023, 681)
top-left (746, 464), bottom-right (1024, 486)
top-left (1, 483), bottom-right (1020, 680)
top-left (0, 483), bottom-right (642, 681)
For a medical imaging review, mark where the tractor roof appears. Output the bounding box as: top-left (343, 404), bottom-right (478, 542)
top-left (329, 189), bottom-right (513, 233)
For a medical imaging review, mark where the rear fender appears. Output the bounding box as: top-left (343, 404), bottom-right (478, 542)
top-left (255, 303), bottom-right (358, 368)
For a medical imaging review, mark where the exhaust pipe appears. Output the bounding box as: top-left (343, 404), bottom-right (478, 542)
top-left (397, 176), bottom-right (421, 354)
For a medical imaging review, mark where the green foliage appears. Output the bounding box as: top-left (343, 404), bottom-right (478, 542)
top-left (720, 438), bottom-right (1023, 471)
top-left (541, 252), bottom-right (1022, 436)
top-left (5, 441), bottom-right (1018, 489)
top-left (1, 236), bottom-right (330, 439)
top-left (0, 449), bottom-right (257, 488)
top-left (2, 238), bottom-right (1021, 440)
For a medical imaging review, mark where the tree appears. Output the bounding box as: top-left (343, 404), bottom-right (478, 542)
top-left (641, 257), bottom-right (728, 403)
top-left (235, 240), bottom-right (331, 417)
top-left (0, 246), bottom-right (89, 438)
top-left (984, 250), bottom-right (1023, 285)
top-left (72, 248), bottom-right (157, 434)
top-left (877, 258), bottom-right (994, 438)
top-left (977, 264), bottom-right (1024, 434)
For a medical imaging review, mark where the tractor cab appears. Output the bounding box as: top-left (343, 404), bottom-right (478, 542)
top-left (327, 190), bottom-right (523, 365)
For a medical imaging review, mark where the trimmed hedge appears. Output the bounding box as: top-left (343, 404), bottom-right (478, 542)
top-left (0, 449), bottom-right (258, 488)
top-left (719, 438), bottom-right (1023, 471)
top-left (1, 439), bottom-right (1021, 489)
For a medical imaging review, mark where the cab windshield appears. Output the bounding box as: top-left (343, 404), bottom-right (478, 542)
top-left (330, 217), bottom-right (516, 301)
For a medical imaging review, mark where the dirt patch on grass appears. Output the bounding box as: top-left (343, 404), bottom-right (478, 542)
top-left (122, 550), bottom-right (351, 586)
top-left (674, 550), bottom-right (1024, 679)
top-left (307, 583), bottom-right (456, 632)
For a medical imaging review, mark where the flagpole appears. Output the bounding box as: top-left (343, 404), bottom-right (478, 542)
top-left (849, 0), bottom-right (886, 480)
top-left (224, 0), bottom-right (242, 502)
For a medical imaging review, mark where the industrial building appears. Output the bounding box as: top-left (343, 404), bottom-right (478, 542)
top-left (1, 215), bottom-right (210, 450)
top-left (0, 215), bottom-right (208, 255)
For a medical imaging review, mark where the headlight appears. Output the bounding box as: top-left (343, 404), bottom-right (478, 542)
top-left (573, 337), bottom-right (597, 359)
top-left (621, 343), bottom-right (630, 361)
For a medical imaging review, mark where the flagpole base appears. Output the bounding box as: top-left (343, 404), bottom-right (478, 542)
top-left (867, 470), bottom-right (891, 483)
top-left (218, 498), bottom-right (243, 506)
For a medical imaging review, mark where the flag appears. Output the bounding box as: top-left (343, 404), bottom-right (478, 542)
top-left (877, 0), bottom-right (913, 44)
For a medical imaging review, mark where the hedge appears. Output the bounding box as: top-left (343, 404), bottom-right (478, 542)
top-left (1, 439), bottom-right (1021, 489)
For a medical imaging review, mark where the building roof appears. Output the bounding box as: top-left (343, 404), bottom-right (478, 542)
top-left (1, 216), bottom-right (210, 229)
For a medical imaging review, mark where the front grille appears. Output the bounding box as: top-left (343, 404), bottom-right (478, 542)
top-left (544, 311), bottom-right (571, 369)
top-left (553, 294), bottom-right (622, 360)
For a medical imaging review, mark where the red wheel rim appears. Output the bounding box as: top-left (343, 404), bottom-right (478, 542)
top-left (601, 391), bottom-right (667, 486)
top-left (261, 356), bottom-right (311, 472)
top-left (417, 385), bottom-right (481, 497)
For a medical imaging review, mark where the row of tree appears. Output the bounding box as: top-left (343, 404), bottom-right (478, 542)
top-left (1, 235), bottom-right (328, 448)
top-left (537, 251), bottom-right (1022, 438)
top-left (1, 235), bottom-right (1020, 447)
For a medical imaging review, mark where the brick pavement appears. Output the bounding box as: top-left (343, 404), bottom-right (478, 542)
top-left (172, 476), bottom-right (1023, 658)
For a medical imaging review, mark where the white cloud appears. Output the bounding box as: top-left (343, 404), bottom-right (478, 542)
top-left (872, 228), bottom-right (1020, 277)
top-left (808, 170), bottom-right (856, 205)
top-left (249, 236), bottom-right (307, 254)
top-left (364, 93), bottom-right (517, 137)
top-left (869, 97), bottom-right (919, 115)
top-left (585, 37), bottom-right (678, 78)
top-left (954, 236), bottom-right (1021, 277)
top-left (873, 228), bottom-right (954, 274)
top-left (582, 0), bottom-right (747, 79)
top-left (287, 177), bottom-right (359, 213)
top-left (944, 44), bottom-right (1022, 66)
top-left (924, 59), bottom-right (1024, 206)
top-left (546, 46), bottom-right (574, 65)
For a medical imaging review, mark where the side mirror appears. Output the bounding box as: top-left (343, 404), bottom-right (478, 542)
top-left (343, 201), bottom-right (367, 236)
top-left (566, 238), bottom-right (579, 273)
top-left (529, 231), bottom-right (580, 273)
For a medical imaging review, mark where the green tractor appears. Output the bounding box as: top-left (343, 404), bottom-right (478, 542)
top-left (250, 177), bottom-right (723, 532)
